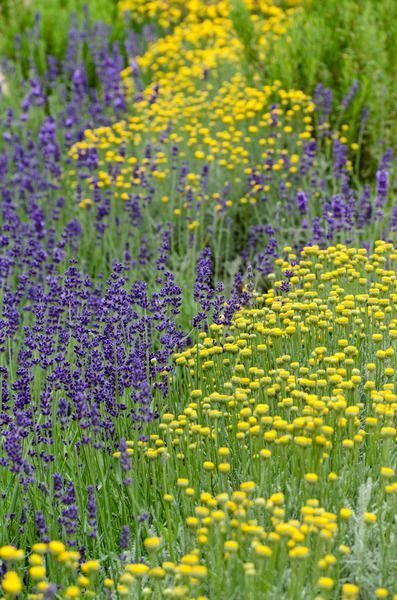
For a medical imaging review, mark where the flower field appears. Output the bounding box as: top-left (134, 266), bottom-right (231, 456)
top-left (0, 0), bottom-right (396, 598)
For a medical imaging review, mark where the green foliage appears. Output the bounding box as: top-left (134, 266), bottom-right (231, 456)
top-left (229, 0), bottom-right (259, 73)
top-left (0, 0), bottom-right (124, 77)
top-left (262, 0), bottom-right (397, 174)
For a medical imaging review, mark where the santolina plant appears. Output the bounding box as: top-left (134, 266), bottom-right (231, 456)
top-left (0, 0), bottom-right (396, 599)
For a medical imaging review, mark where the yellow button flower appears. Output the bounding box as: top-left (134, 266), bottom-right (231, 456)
top-left (2, 571), bottom-right (22, 596)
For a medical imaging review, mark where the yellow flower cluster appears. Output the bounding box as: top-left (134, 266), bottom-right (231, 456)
top-left (113, 240), bottom-right (397, 598)
top-left (72, 79), bottom-right (315, 201)
top-left (70, 0), bottom-right (352, 228)
top-left (118, 0), bottom-right (186, 28)
top-left (117, 0), bottom-right (302, 30)
top-left (0, 540), bottom-right (207, 599)
top-left (0, 543), bottom-right (103, 599)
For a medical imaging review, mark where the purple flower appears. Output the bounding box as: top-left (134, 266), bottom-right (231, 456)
top-left (119, 525), bottom-right (130, 550)
top-left (36, 511), bottom-right (50, 543)
top-left (341, 79), bottom-right (359, 110)
top-left (191, 247), bottom-right (215, 329)
top-left (296, 191), bottom-right (308, 215)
